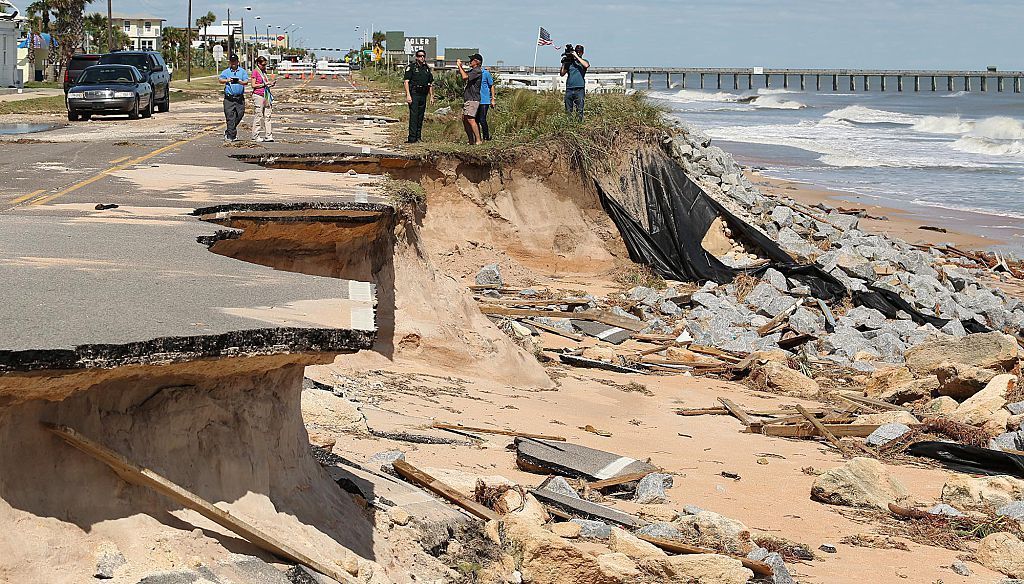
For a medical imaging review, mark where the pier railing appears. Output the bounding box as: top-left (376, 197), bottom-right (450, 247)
top-left (493, 67), bottom-right (1024, 93)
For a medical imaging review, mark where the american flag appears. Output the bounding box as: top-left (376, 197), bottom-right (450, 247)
top-left (538, 27), bottom-right (553, 46)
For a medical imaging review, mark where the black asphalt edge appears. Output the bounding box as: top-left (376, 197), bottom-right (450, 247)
top-left (231, 151), bottom-right (424, 163)
top-left (0, 327), bottom-right (375, 373)
top-left (189, 200), bottom-right (394, 217)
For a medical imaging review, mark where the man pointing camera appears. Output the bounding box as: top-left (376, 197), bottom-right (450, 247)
top-left (559, 44), bottom-right (589, 120)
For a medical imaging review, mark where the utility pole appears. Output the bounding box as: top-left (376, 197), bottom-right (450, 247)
top-left (186, 0), bottom-right (192, 81)
top-left (226, 7), bottom-right (231, 56)
top-left (106, 0), bottom-right (112, 52)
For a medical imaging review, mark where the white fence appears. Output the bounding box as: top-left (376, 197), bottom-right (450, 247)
top-left (497, 72), bottom-right (628, 94)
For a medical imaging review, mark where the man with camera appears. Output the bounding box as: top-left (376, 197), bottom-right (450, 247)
top-left (455, 53), bottom-right (485, 145)
top-left (404, 49), bottom-right (434, 144)
top-left (559, 44), bottom-right (589, 120)
top-left (218, 54), bottom-right (249, 143)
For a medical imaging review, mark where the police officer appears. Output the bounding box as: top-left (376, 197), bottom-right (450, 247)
top-left (403, 50), bottom-right (434, 143)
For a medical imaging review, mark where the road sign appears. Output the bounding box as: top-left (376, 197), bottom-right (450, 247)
top-left (213, 45), bottom-right (224, 65)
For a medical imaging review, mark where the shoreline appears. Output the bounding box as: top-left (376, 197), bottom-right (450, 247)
top-left (747, 170), bottom-right (1008, 252)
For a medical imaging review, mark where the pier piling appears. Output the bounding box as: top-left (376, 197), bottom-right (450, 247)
top-left (881, 76), bottom-right (886, 91)
top-left (897, 76), bottom-right (903, 91)
top-left (914, 75), bottom-right (920, 91)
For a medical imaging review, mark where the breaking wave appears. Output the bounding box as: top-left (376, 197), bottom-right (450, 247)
top-left (912, 115), bottom-right (973, 135)
top-left (752, 94), bottom-right (806, 110)
top-left (823, 105), bottom-right (918, 125)
top-left (667, 89), bottom-right (740, 103)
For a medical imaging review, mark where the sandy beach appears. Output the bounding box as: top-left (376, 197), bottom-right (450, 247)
top-left (748, 171), bottom-right (1005, 252)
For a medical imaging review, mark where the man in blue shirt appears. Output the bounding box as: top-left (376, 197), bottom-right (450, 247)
top-left (219, 54), bottom-right (249, 142)
top-left (476, 66), bottom-right (495, 141)
top-left (559, 44), bottom-right (589, 120)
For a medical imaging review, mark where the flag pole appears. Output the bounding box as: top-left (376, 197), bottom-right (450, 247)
top-left (532, 26), bottom-right (540, 74)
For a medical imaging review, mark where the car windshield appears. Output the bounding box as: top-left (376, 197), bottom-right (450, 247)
top-left (79, 67), bottom-right (137, 84)
top-left (102, 54), bottom-right (150, 71)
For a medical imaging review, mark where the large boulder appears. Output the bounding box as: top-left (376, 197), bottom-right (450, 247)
top-left (942, 475), bottom-right (1024, 509)
top-left (936, 362), bottom-right (1001, 400)
top-left (751, 361), bottom-right (820, 398)
top-left (672, 510), bottom-right (754, 555)
top-left (638, 554), bottom-right (753, 584)
top-left (500, 516), bottom-right (631, 584)
top-left (905, 332), bottom-right (1019, 375)
top-left (922, 396), bottom-right (959, 415)
top-left (949, 374), bottom-right (1017, 427)
top-left (978, 532), bottom-right (1024, 578)
top-left (609, 527), bottom-right (666, 559)
top-left (810, 457), bottom-right (909, 510)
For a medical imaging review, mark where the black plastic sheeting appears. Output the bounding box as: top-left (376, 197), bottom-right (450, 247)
top-left (908, 441), bottom-right (1024, 478)
top-left (596, 143), bottom-right (990, 332)
top-left (596, 148), bottom-right (846, 301)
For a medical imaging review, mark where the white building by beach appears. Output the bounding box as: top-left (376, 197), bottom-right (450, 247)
top-left (113, 13), bottom-right (165, 51)
top-left (0, 1), bottom-right (21, 87)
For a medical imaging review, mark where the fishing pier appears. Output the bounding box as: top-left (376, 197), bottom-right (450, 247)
top-left (502, 67), bottom-right (1024, 93)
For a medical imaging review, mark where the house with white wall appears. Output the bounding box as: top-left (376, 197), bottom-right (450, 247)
top-left (113, 13), bottom-right (165, 51)
top-left (0, 0), bottom-right (21, 87)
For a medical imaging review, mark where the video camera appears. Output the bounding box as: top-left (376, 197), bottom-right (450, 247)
top-left (561, 44), bottom-right (576, 65)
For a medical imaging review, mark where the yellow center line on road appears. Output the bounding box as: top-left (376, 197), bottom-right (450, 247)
top-left (9, 189), bottom-right (45, 205)
top-left (9, 76), bottom-right (317, 211)
top-left (28, 123), bottom-right (222, 207)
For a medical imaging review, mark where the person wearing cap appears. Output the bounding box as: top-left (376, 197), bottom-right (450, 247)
top-left (219, 53), bottom-right (249, 142)
top-left (251, 55), bottom-right (276, 143)
top-left (559, 44), bottom-right (589, 120)
top-left (476, 64), bottom-right (495, 141)
top-left (403, 49), bottom-right (434, 143)
top-left (455, 53), bottom-right (484, 145)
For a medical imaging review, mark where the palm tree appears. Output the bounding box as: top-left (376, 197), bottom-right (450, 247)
top-left (50, 0), bottom-right (94, 74)
top-left (195, 12), bottom-right (215, 67)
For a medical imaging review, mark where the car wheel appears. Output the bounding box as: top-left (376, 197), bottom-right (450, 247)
top-left (128, 98), bottom-right (140, 120)
top-left (142, 96), bottom-right (153, 118)
top-left (67, 110), bottom-right (79, 121)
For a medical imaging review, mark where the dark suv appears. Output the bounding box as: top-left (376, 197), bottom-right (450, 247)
top-left (64, 54), bottom-right (102, 93)
top-left (98, 51), bottom-right (171, 112)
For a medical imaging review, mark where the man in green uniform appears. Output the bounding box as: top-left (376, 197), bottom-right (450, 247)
top-left (403, 50), bottom-right (434, 143)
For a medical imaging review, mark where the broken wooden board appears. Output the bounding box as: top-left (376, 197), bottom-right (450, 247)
top-left (777, 333), bottom-right (817, 351)
top-left (527, 319), bottom-right (585, 341)
top-left (478, 306), bottom-right (644, 333)
top-left (530, 488), bottom-right (648, 529)
top-left (515, 437), bottom-right (659, 482)
top-left (796, 404), bottom-right (855, 457)
top-left (638, 535), bottom-right (773, 577)
top-left (571, 319), bottom-right (633, 345)
top-left (431, 422), bottom-right (566, 441)
top-left (475, 297), bottom-right (590, 307)
top-left (558, 353), bottom-right (646, 374)
top-left (392, 460), bottom-right (498, 522)
top-left (587, 471), bottom-right (653, 490)
top-left (838, 393), bottom-right (910, 412)
top-left (718, 398), bottom-right (754, 428)
top-left (45, 424), bottom-right (359, 584)
top-left (759, 423), bottom-right (889, 438)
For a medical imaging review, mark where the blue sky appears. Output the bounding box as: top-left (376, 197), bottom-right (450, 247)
top-left (102, 0), bottom-right (1023, 69)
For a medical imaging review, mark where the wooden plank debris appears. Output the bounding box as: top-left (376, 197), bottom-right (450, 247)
top-left (392, 460), bottom-right (499, 522)
top-left (527, 319), bottom-right (585, 341)
top-left (431, 422), bottom-right (566, 442)
top-left (718, 398), bottom-right (754, 428)
top-left (478, 306), bottom-right (644, 333)
top-left (689, 345), bottom-right (744, 363)
top-left (777, 333), bottom-right (817, 351)
top-left (637, 535), bottom-right (773, 577)
top-left (587, 471), bottom-right (654, 490)
top-left (757, 299), bottom-right (803, 336)
top-left (44, 424), bottom-right (359, 584)
top-left (558, 353), bottom-right (647, 374)
top-left (760, 424), bottom-right (887, 438)
top-left (795, 404), bottom-right (855, 457)
top-left (839, 393), bottom-right (910, 412)
top-left (475, 297), bottom-right (590, 307)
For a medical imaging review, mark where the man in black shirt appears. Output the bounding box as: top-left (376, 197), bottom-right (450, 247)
top-left (403, 50), bottom-right (434, 143)
top-left (455, 53), bottom-right (484, 145)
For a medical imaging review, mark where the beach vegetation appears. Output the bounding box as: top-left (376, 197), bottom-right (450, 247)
top-left (359, 66), bottom-right (669, 174)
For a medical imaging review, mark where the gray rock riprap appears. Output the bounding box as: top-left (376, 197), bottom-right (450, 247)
top-left (570, 518), bottom-right (612, 538)
top-left (475, 264), bottom-right (503, 287)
